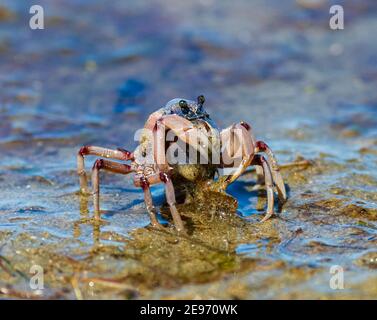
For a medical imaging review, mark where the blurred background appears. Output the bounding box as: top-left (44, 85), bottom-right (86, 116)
top-left (0, 0), bottom-right (376, 299)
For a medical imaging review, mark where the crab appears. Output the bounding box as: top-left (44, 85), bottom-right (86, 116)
top-left (77, 95), bottom-right (287, 233)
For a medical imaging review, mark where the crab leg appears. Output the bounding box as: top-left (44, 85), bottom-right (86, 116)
top-left (160, 173), bottom-right (185, 233)
top-left (91, 159), bottom-right (133, 219)
top-left (254, 141), bottom-right (287, 202)
top-left (77, 146), bottom-right (133, 194)
top-left (137, 176), bottom-right (162, 228)
top-left (251, 155), bottom-right (275, 222)
top-left (134, 171), bottom-right (185, 233)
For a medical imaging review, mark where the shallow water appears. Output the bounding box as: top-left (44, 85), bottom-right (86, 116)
top-left (0, 0), bottom-right (376, 299)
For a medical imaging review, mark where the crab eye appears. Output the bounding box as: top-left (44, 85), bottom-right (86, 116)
top-left (197, 95), bottom-right (205, 106)
top-left (179, 100), bottom-right (189, 113)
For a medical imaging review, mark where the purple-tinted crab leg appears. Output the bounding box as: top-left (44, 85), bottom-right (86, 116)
top-left (252, 155), bottom-right (275, 222)
top-left (255, 141), bottom-right (287, 202)
top-left (159, 172), bottom-right (185, 233)
top-left (77, 146), bottom-right (133, 194)
top-left (135, 172), bottom-right (185, 233)
top-left (91, 159), bottom-right (133, 219)
top-left (138, 177), bottom-right (162, 228)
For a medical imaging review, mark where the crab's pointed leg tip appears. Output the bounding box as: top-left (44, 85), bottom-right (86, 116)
top-left (260, 213), bottom-right (274, 223)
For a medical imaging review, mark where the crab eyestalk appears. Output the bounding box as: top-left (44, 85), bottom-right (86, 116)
top-left (197, 95), bottom-right (205, 107)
